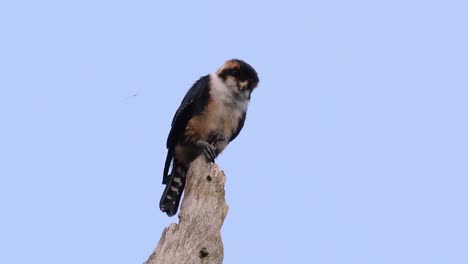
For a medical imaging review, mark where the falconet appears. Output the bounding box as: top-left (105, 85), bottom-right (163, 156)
top-left (160, 59), bottom-right (259, 217)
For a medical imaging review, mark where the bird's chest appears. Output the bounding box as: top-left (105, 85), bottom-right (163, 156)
top-left (204, 98), bottom-right (244, 137)
top-left (185, 75), bottom-right (249, 147)
top-left (185, 95), bottom-right (246, 145)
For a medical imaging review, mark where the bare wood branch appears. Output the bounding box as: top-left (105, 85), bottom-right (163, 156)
top-left (145, 156), bottom-right (229, 264)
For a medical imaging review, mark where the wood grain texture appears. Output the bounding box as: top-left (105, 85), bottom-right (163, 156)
top-left (145, 156), bottom-right (229, 264)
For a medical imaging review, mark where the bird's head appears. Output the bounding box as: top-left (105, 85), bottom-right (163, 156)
top-left (216, 59), bottom-right (259, 94)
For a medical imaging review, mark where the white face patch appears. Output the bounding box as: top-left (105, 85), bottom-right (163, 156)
top-left (210, 74), bottom-right (249, 111)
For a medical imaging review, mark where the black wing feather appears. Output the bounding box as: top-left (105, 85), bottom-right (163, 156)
top-left (163, 75), bottom-right (210, 183)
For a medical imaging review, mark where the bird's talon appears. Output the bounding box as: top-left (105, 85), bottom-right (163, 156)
top-left (202, 144), bottom-right (216, 163)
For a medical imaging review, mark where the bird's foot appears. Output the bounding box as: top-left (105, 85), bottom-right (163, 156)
top-left (196, 140), bottom-right (216, 163)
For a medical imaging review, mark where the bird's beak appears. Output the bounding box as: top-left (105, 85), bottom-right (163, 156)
top-left (239, 80), bottom-right (249, 90)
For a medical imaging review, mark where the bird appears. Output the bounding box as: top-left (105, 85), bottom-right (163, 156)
top-left (160, 59), bottom-right (259, 217)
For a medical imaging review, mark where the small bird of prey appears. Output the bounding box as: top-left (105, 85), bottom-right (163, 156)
top-left (160, 59), bottom-right (259, 216)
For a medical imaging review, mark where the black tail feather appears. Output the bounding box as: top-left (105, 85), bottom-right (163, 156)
top-left (159, 163), bottom-right (187, 217)
top-left (162, 150), bottom-right (173, 184)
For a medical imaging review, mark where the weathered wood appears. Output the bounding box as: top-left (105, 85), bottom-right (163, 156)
top-left (145, 156), bottom-right (229, 264)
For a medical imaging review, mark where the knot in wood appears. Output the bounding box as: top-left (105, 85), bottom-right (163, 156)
top-left (199, 247), bottom-right (209, 258)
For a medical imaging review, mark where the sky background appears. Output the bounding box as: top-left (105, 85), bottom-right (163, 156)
top-left (1, 1), bottom-right (467, 263)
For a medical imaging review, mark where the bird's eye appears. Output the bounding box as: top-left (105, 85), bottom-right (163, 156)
top-left (231, 68), bottom-right (240, 77)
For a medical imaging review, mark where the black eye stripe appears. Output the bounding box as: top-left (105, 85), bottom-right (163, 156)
top-left (218, 63), bottom-right (258, 87)
top-left (231, 68), bottom-right (240, 77)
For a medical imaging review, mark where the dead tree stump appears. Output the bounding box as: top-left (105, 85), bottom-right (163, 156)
top-left (145, 156), bottom-right (229, 264)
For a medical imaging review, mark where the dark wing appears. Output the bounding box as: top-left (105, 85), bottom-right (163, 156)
top-left (229, 112), bottom-right (246, 143)
top-left (167, 75), bottom-right (211, 148)
top-left (163, 75), bottom-right (211, 184)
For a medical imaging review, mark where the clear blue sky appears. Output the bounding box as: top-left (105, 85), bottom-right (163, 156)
top-left (1, 1), bottom-right (467, 263)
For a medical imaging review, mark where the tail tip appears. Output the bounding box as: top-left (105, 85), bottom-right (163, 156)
top-left (160, 203), bottom-right (178, 217)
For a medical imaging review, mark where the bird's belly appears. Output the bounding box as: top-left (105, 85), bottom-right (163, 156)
top-left (185, 101), bottom-right (243, 145)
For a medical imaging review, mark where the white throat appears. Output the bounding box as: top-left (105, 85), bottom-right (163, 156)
top-left (210, 74), bottom-right (249, 112)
